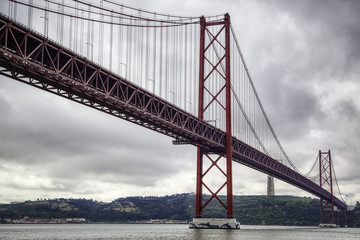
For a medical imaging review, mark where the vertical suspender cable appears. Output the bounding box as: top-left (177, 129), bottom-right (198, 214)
top-left (80, 10), bottom-right (84, 55)
top-left (159, 22), bottom-right (163, 98)
top-left (69, 16), bottom-right (73, 49)
top-left (175, 23), bottom-right (179, 105)
top-left (179, 24), bottom-right (183, 108)
top-left (126, 20), bottom-right (130, 79)
top-left (8, 1), bottom-right (12, 18)
top-left (189, 23), bottom-right (193, 114)
top-left (13, 1), bottom-right (17, 20)
top-left (134, 13), bottom-right (138, 84)
top-left (91, 13), bottom-right (94, 61)
top-left (193, 23), bottom-right (198, 114)
top-left (145, 19), bottom-right (149, 88)
top-left (60, 0), bottom-right (64, 45)
top-left (44, 0), bottom-right (49, 37)
top-left (109, 11), bottom-right (113, 71)
top-left (28, 0), bottom-right (33, 28)
top-left (152, 14), bottom-right (157, 94)
top-left (139, 12), bottom-right (144, 87)
top-left (129, 18), bottom-right (133, 81)
top-left (171, 23), bottom-right (176, 103)
top-left (74, 1), bottom-right (78, 51)
top-left (165, 17), bottom-right (169, 101)
top-left (118, 7), bottom-right (123, 75)
top-left (57, 3), bottom-right (60, 42)
top-left (184, 25), bottom-right (187, 110)
top-left (87, 4), bottom-right (91, 59)
top-left (99, 0), bottom-right (103, 65)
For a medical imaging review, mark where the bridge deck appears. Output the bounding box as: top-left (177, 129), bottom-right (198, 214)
top-left (0, 14), bottom-right (346, 210)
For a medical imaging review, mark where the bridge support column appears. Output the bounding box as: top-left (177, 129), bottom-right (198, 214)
top-left (319, 150), bottom-right (336, 227)
top-left (192, 14), bottom-right (239, 229)
top-left (195, 148), bottom-right (203, 218)
top-left (224, 12), bottom-right (233, 219)
top-left (336, 209), bottom-right (348, 227)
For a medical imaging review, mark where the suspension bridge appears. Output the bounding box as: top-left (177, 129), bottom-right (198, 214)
top-left (0, 0), bottom-right (347, 228)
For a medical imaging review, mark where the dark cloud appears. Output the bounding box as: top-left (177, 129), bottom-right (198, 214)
top-left (258, 73), bottom-right (324, 141)
top-left (336, 99), bottom-right (360, 121)
top-left (270, 0), bottom-right (360, 77)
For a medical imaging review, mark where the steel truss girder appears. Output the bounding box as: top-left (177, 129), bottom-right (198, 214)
top-left (0, 13), bottom-right (346, 211)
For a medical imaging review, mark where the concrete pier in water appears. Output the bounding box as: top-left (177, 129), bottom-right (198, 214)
top-left (189, 218), bottom-right (240, 229)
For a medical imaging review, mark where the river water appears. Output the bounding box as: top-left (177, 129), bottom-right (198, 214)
top-left (0, 224), bottom-right (359, 240)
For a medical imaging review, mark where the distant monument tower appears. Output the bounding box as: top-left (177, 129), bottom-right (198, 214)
top-left (267, 176), bottom-right (275, 196)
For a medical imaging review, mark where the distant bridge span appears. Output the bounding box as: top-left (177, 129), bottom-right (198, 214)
top-left (0, 13), bottom-right (346, 211)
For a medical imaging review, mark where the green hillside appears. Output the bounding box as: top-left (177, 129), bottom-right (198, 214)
top-left (1, 194), bottom-right (359, 226)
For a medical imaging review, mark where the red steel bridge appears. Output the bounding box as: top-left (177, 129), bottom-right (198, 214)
top-left (0, 0), bottom-right (347, 225)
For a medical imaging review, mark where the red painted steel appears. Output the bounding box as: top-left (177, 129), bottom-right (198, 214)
top-left (196, 16), bottom-right (206, 218)
top-left (195, 148), bottom-right (203, 217)
top-left (0, 13), bottom-right (347, 211)
top-left (195, 13), bottom-right (233, 218)
top-left (224, 13), bottom-right (233, 218)
top-left (319, 150), bottom-right (335, 224)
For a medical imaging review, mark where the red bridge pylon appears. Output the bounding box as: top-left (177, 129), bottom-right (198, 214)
top-left (195, 13), bottom-right (233, 218)
top-left (319, 150), bottom-right (335, 225)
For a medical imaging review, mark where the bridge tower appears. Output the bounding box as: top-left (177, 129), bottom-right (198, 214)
top-left (318, 150), bottom-right (336, 227)
top-left (190, 13), bottom-right (239, 229)
top-left (337, 208), bottom-right (348, 227)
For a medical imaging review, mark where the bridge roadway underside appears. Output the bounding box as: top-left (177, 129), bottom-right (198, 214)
top-left (0, 14), bottom-right (346, 210)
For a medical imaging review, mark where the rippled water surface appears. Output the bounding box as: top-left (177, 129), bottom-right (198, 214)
top-left (1, 224), bottom-right (359, 240)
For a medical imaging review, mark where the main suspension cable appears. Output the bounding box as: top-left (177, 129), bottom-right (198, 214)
top-left (305, 155), bottom-right (319, 177)
top-left (230, 24), bottom-right (301, 174)
top-left (11, 0), bottom-right (223, 27)
top-left (332, 160), bottom-right (346, 203)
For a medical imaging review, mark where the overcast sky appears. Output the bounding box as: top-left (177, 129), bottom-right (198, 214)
top-left (0, 0), bottom-right (359, 205)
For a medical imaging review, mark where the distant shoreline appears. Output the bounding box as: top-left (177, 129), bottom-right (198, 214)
top-left (1, 194), bottom-right (358, 227)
